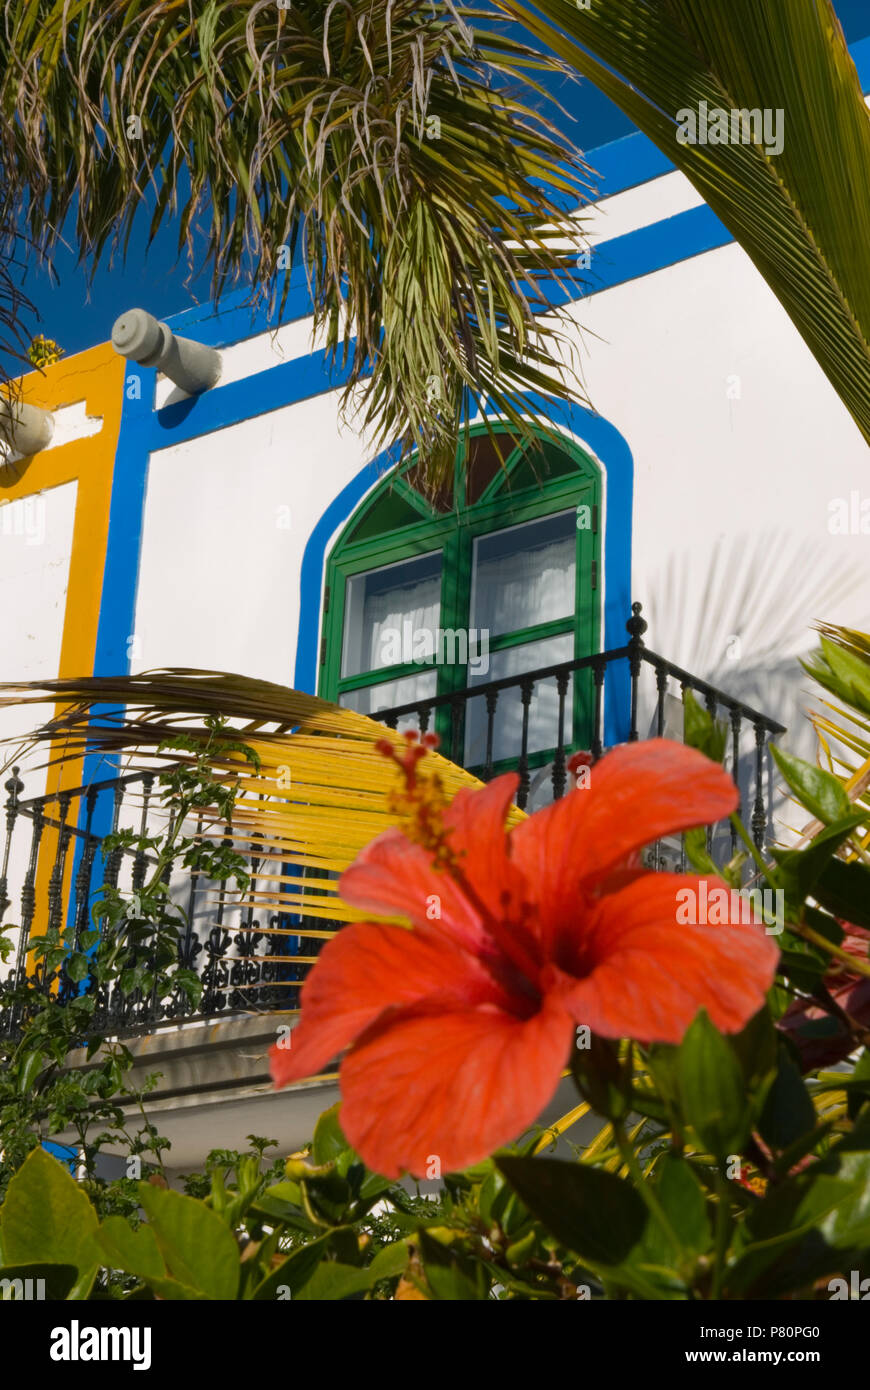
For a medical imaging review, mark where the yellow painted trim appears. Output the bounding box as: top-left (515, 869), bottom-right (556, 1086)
top-left (2, 344), bottom-right (125, 933)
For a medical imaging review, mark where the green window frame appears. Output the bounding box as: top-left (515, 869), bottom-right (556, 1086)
top-left (319, 425), bottom-right (602, 775)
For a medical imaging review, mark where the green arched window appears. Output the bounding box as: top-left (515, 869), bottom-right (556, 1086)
top-left (320, 427), bottom-right (601, 777)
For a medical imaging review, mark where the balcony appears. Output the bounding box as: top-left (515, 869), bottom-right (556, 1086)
top-left (0, 604), bottom-right (785, 1049)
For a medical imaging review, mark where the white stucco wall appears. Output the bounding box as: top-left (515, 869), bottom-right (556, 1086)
top-left (0, 480), bottom-right (76, 971)
top-left (132, 391), bottom-right (373, 684)
top-left (0, 481), bottom-right (77, 775)
top-left (566, 238), bottom-right (869, 761)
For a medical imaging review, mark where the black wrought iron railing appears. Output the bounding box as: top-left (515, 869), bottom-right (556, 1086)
top-left (371, 603), bottom-right (786, 860)
top-left (0, 603), bottom-right (786, 1042)
top-left (0, 768), bottom-right (308, 1042)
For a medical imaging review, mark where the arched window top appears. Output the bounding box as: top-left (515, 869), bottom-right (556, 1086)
top-left (344, 427), bottom-right (599, 545)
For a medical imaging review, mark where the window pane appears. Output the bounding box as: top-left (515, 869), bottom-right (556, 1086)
top-left (464, 634), bottom-right (574, 766)
top-left (340, 670), bottom-right (438, 735)
top-left (342, 552), bottom-right (442, 679)
top-left (470, 512), bottom-right (576, 638)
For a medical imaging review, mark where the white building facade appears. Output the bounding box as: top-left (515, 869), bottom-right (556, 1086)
top-left (1, 35), bottom-right (868, 1169)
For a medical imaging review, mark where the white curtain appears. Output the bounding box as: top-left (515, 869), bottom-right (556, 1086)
top-left (471, 513), bottom-right (575, 637)
top-left (342, 555), bottom-right (441, 678)
top-left (361, 584), bottom-right (441, 672)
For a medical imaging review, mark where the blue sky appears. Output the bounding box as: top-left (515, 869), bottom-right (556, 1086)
top-left (6, 0), bottom-right (870, 374)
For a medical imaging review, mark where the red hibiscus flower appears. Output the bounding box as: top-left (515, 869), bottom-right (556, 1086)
top-left (271, 739), bottom-right (779, 1178)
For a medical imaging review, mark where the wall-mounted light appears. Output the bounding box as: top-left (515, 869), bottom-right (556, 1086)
top-left (111, 309), bottom-right (222, 395)
top-left (0, 398), bottom-right (54, 457)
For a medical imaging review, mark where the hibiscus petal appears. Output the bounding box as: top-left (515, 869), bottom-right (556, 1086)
top-left (443, 772), bottom-right (527, 918)
top-left (270, 922), bottom-right (503, 1087)
top-left (510, 740), bottom-right (739, 947)
top-left (339, 999), bottom-right (575, 1178)
top-left (339, 830), bottom-right (490, 957)
top-left (548, 873), bottom-right (779, 1044)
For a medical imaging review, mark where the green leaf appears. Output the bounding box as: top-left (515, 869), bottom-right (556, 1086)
top-left (775, 947), bottom-right (826, 993)
top-left (0, 1148), bottom-right (100, 1299)
top-left (95, 1216), bottom-right (176, 1292)
top-left (355, 1169), bottom-right (394, 1206)
top-left (294, 1262), bottom-right (376, 1301)
top-left (570, 1033), bottom-right (630, 1119)
top-left (368, 1240), bottom-right (410, 1284)
top-left (251, 1180), bottom-right (311, 1232)
top-left (256, 1233), bottom-right (408, 1302)
top-left (726, 1151), bottom-right (870, 1297)
top-left (299, 1171), bottom-right (353, 1226)
top-left (655, 1154), bottom-right (711, 1257)
top-left (777, 918), bottom-right (841, 991)
top-left (683, 690), bottom-right (728, 764)
top-left (771, 1151), bottom-right (870, 1247)
top-left (417, 1230), bottom-right (487, 1301)
top-left (135, 1185), bottom-right (241, 1300)
top-left (311, 1103), bottom-right (349, 1166)
top-left (65, 952), bottom-right (90, 984)
top-left (17, 1050), bottom-right (45, 1094)
top-left (771, 745), bottom-right (852, 825)
top-left (0, 1263), bottom-right (79, 1300)
top-left (772, 814), bottom-right (866, 902)
top-left (496, 1156), bottom-right (648, 1266)
top-left (728, 1007), bottom-right (778, 1094)
top-left (813, 858), bottom-right (870, 931)
top-left (678, 1012), bottom-right (750, 1160)
top-left (96, 1217), bottom-right (214, 1301)
top-left (816, 637), bottom-right (870, 717)
top-left (250, 1233), bottom-right (334, 1301)
top-left (757, 1048), bottom-right (817, 1152)
top-left (644, 1043), bottom-right (683, 1117)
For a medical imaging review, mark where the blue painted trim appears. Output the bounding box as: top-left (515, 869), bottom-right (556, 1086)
top-left (535, 203), bottom-right (728, 310)
top-left (94, 372), bottom-right (157, 678)
top-left (66, 366), bottom-right (160, 929)
top-left (88, 344), bottom-right (365, 699)
top-left (293, 441), bottom-right (403, 699)
top-left (294, 398), bottom-right (634, 746)
top-left (584, 130), bottom-right (676, 199)
top-left (43, 1140), bottom-right (77, 1171)
top-left (851, 33), bottom-right (870, 89)
top-left (146, 207), bottom-right (725, 456)
top-left (116, 201), bottom-right (729, 471)
top-left (163, 264), bottom-right (315, 343)
top-left (149, 347), bottom-right (357, 448)
top-left (584, 205), bottom-right (729, 298)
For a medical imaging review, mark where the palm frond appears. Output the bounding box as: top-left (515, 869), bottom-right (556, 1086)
top-left (0, 0), bottom-right (593, 491)
top-left (799, 626), bottom-right (870, 837)
top-left (499, 0), bottom-right (870, 446)
top-left (0, 668), bottom-right (522, 923)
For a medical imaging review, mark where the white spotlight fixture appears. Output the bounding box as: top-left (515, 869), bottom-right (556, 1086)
top-left (111, 309), bottom-right (222, 395)
top-left (0, 398), bottom-right (54, 457)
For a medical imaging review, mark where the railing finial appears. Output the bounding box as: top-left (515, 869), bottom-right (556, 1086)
top-left (4, 767), bottom-right (23, 807)
top-left (626, 601), bottom-right (647, 646)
